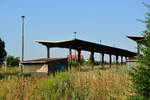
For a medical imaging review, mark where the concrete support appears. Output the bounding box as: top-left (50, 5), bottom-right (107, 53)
top-left (102, 53), bottom-right (104, 68)
top-left (77, 50), bottom-right (81, 71)
top-left (125, 57), bottom-right (128, 61)
top-left (137, 43), bottom-right (140, 55)
top-left (116, 55), bottom-right (118, 65)
top-left (78, 50), bottom-right (81, 63)
top-left (91, 52), bottom-right (95, 69)
top-left (121, 56), bottom-right (123, 65)
top-left (69, 48), bottom-right (72, 70)
top-left (91, 52), bottom-right (95, 63)
top-left (47, 47), bottom-right (50, 58)
top-left (109, 54), bottom-right (112, 68)
top-left (99, 53), bottom-right (101, 65)
top-left (74, 50), bottom-right (77, 64)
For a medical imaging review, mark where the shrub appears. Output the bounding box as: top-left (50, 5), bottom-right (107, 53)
top-left (71, 59), bottom-right (85, 67)
top-left (34, 66), bottom-right (132, 100)
top-left (130, 65), bottom-right (150, 99)
top-left (6, 55), bottom-right (20, 67)
top-left (35, 72), bottom-right (73, 100)
top-left (130, 4), bottom-right (150, 99)
top-left (0, 38), bottom-right (7, 66)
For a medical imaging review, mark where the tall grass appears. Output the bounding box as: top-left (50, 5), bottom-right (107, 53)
top-left (33, 65), bottom-right (134, 100)
top-left (73, 68), bottom-right (132, 100)
top-left (0, 65), bottom-right (135, 100)
top-left (0, 67), bottom-right (45, 100)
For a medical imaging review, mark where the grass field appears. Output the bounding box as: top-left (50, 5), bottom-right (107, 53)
top-left (0, 65), bottom-right (135, 100)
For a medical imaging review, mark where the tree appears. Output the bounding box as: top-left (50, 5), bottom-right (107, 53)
top-left (130, 4), bottom-right (150, 99)
top-left (6, 55), bottom-right (20, 67)
top-left (0, 38), bottom-right (7, 65)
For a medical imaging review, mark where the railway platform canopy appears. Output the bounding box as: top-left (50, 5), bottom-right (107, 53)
top-left (35, 38), bottom-right (137, 68)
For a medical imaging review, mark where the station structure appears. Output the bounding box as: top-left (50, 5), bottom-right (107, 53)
top-left (35, 38), bottom-right (137, 69)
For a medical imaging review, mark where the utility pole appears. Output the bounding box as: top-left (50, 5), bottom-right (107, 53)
top-left (100, 40), bottom-right (102, 44)
top-left (21, 16), bottom-right (25, 62)
top-left (74, 32), bottom-right (77, 39)
top-left (21, 16), bottom-right (25, 72)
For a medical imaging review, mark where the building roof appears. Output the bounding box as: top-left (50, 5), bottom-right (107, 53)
top-left (35, 39), bottom-right (137, 57)
top-left (22, 58), bottom-right (67, 64)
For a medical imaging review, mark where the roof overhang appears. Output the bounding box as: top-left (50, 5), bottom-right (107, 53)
top-left (126, 35), bottom-right (145, 44)
top-left (35, 39), bottom-right (137, 57)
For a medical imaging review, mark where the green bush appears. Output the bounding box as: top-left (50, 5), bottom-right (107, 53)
top-left (128, 96), bottom-right (149, 100)
top-left (130, 4), bottom-right (150, 99)
top-left (0, 71), bottom-right (31, 79)
top-left (6, 55), bottom-right (20, 67)
top-left (130, 65), bottom-right (150, 99)
top-left (84, 60), bottom-right (109, 66)
top-left (71, 59), bottom-right (85, 67)
top-left (36, 72), bottom-right (74, 100)
top-left (0, 73), bottom-right (5, 79)
top-left (0, 38), bottom-right (7, 65)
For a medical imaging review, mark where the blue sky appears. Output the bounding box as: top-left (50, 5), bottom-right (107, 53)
top-left (0, 0), bottom-right (149, 60)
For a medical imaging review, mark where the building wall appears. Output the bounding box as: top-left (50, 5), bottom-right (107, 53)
top-left (126, 60), bottom-right (139, 68)
top-left (23, 64), bottom-right (48, 73)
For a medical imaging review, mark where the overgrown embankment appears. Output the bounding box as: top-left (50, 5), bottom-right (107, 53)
top-left (0, 66), bottom-right (134, 100)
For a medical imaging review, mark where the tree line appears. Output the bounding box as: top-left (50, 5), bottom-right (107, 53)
top-left (0, 38), bottom-right (20, 67)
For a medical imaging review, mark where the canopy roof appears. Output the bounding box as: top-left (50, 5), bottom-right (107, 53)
top-left (35, 39), bottom-right (136, 57)
top-left (127, 35), bottom-right (144, 41)
top-left (127, 35), bottom-right (145, 45)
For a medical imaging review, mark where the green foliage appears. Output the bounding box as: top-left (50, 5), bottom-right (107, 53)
top-left (36, 72), bottom-right (74, 100)
top-left (130, 4), bottom-right (150, 99)
top-left (128, 96), bottom-right (149, 100)
top-left (0, 38), bottom-right (7, 65)
top-left (0, 67), bottom-right (37, 100)
top-left (130, 65), bottom-right (150, 99)
top-left (84, 59), bottom-right (108, 66)
top-left (35, 66), bottom-right (132, 100)
top-left (71, 59), bottom-right (85, 67)
top-left (84, 59), bottom-right (93, 65)
top-left (0, 71), bottom-right (31, 79)
top-left (6, 55), bottom-right (20, 67)
top-left (0, 65), bottom-right (133, 100)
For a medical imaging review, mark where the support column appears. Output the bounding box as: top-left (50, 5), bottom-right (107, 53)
top-left (91, 51), bottom-right (95, 69)
top-left (102, 53), bottom-right (104, 68)
top-left (137, 42), bottom-right (140, 55)
top-left (78, 50), bottom-right (81, 71)
top-left (121, 56), bottom-right (123, 65)
top-left (69, 48), bottom-right (72, 71)
top-left (109, 54), bottom-right (112, 68)
top-left (47, 47), bottom-right (50, 58)
top-left (125, 57), bottom-right (128, 61)
top-left (99, 53), bottom-right (101, 65)
top-left (74, 50), bottom-right (77, 64)
top-left (91, 52), bottom-right (94, 64)
top-left (116, 55), bottom-right (118, 65)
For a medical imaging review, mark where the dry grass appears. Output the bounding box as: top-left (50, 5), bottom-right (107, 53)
top-left (0, 65), bottom-right (135, 100)
top-left (73, 65), bottom-right (134, 100)
top-left (0, 67), bottom-right (46, 100)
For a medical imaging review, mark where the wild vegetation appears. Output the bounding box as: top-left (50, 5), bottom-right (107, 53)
top-left (6, 55), bottom-right (20, 67)
top-left (129, 4), bottom-right (150, 100)
top-left (0, 65), bottom-right (136, 100)
top-left (0, 38), bottom-right (7, 67)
